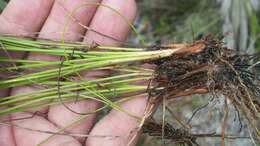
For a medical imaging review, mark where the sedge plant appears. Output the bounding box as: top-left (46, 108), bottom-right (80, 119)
top-left (0, 2), bottom-right (259, 146)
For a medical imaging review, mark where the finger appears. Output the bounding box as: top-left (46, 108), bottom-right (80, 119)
top-left (84, 0), bottom-right (136, 146)
top-left (84, 1), bottom-right (139, 145)
top-left (27, 0), bottom-right (101, 142)
top-left (39, 0), bottom-right (100, 41)
top-left (0, 1), bottom-right (54, 145)
top-left (0, 114), bottom-right (15, 146)
top-left (0, 0), bottom-right (54, 97)
top-left (84, 0), bottom-right (137, 45)
top-left (86, 96), bottom-right (147, 146)
top-left (0, 0), bottom-right (54, 35)
top-left (12, 112), bottom-right (81, 146)
top-left (49, 0), bottom-right (137, 142)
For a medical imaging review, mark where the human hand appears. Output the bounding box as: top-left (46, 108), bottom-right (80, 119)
top-left (0, 0), bottom-right (147, 146)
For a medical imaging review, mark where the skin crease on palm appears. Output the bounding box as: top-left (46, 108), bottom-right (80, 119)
top-left (0, 0), bottom-right (148, 146)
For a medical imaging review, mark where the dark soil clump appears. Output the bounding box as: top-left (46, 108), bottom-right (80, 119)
top-left (149, 36), bottom-right (260, 136)
top-left (143, 121), bottom-right (199, 146)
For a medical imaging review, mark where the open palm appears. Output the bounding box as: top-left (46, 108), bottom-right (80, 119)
top-left (0, 0), bottom-right (147, 146)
